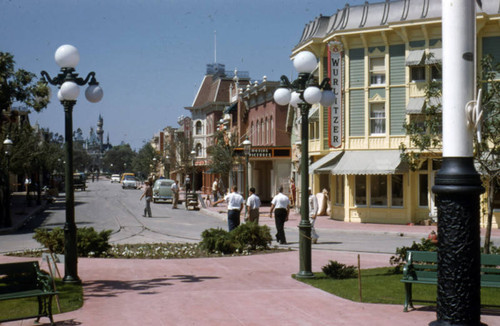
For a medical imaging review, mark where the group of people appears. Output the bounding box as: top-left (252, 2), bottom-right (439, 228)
top-left (140, 176), bottom-right (321, 245)
top-left (217, 184), bottom-right (320, 245)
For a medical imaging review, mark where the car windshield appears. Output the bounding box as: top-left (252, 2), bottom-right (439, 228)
top-left (158, 181), bottom-right (173, 187)
top-left (124, 176), bottom-right (135, 181)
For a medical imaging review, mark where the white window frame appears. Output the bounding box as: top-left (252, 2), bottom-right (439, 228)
top-left (370, 102), bottom-right (386, 135)
top-left (370, 57), bottom-right (386, 86)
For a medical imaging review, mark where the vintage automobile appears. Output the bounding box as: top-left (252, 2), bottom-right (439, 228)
top-left (152, 179), bottom-right (174, 203)
top-left (111, 174), bottom-right (121, 183)
top-left (122, 175), bottom-right (140, 189)
top-left (73, 173), bottom-right (86, 191)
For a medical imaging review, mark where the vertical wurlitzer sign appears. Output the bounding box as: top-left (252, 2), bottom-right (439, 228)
top-left (329, 41), bottom-right (343, 148)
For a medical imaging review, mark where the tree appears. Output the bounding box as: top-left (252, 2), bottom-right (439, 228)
top-left (207, 130), bottom-right (238, 185)
top-left (132, 143), bottom-right (156, 180)
top-left (401, 56), bottom-right (500, 253)
top-left (102, 144), bottom-right (136, 174)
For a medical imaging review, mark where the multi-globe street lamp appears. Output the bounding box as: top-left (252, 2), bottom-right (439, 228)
top-left (274, 51), bottom-right (335, 278)
top-left (165, 154), bottom-right (170, 179)
top-left (3, 137), bottom-right (13, 228)
top-left (242, 138), bottom-right (252, 215)
top-left (41, 44), bottom-right (103, 283)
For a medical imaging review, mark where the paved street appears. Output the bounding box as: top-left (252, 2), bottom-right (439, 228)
top-left (0, 178), bottom-right (447, 255)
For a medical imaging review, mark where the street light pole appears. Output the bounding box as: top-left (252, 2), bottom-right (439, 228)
top-left (242, 138), bottom-right (252, 215)
top-left (274, 51), bottom-right (335, 279)
top-left (3, 137), bottom-right (13, 228)
top-left (41, 44), bottom-right (103, 284)
top-left (166, 154), bottom-right (170, 179)
top-left (191, 149), bottom-right (196, 194)
top-left (430, 2), bottom-right (484, 325)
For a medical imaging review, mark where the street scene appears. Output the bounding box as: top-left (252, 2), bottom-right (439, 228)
top-left (2, 0), bottom-right (500, 325)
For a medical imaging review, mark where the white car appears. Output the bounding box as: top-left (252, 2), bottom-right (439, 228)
top-left (122, 176), bottom-right (140, 189)
top-left (111, 174), bottom-right (121, 183)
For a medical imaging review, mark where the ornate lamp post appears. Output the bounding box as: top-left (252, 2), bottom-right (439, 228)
top-left (430, 1), bottom-right (484, 325)
top-left (41, 44), bottom-right (103, 283)
top-left (3, 137), bottom-right (13, 228)
top-left (242, 138), bottom-right (252, 214)
top-left (274, 51), bottom-right (335, 278)
top-left (190, 149), bottom-right (196, 194)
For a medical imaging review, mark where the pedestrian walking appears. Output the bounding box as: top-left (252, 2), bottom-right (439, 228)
top-left (224, 185), bottom-right (245, 231)
top-left (245, 187), bottom-right (261, 224)
top-left (185, 175), bottom-right (191, 193)
top-left (309, 188), bottom-right (319, 244)
top-left (140, 181), bottom-right (153, 217)
top-left (289, 177), bottom-right (296, 208)
top-left (270, 186), bottom-right (290, 245)
top-left (212, 178), bottom-right (219, 202)
top-left (171, 180), bottom-right (179, 209)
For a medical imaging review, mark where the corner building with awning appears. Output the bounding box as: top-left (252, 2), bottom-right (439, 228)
top-left (294, 0), bottom-right (500, 227)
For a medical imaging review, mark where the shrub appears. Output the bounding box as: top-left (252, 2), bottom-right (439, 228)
top-left (389, 238), bottom-right (437, 273)
top-left (33, 227), bottom-right (112, 258)
top-left (200, 223), bottom-right (273, 254)
top-left (321, 260), bottom-right (357, 279)
top-left (230, 223), bottom-right (272, 251)
top-left (200, 228), bottom-right (235, 254)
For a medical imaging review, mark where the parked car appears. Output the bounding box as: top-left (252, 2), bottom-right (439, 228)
top-left (111, 174), bottom-right (121, 183)
top-left (122, 176), bottom-right (140, 189)
top-left (121, 172), bottom-right (135, 183)
top-left (153, 179), bottom-right (174, 203)
top-left (73, 173), bottom-right (86, 191)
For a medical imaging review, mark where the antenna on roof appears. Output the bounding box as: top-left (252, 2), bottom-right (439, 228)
top-left (214, 30), bottom-right (217, 63)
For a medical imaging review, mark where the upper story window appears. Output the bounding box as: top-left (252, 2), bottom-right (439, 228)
top-left (195, 143), bottom-right (202, 157)
top-left (411, 66), bottom-right (426, 82)
top-left (370, 57), bottom-right (386, 85)
top-left (195, 121), bottom-right (202, 135)
top-left (370, 103), bottom-right (386, 135)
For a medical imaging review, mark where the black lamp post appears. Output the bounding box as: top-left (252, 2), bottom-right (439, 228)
top-left (242, 138), bottom-right (252, 214)
top-left (190, 149), bottom-right (196, 194)
top-left (41, 44), bottom-right (103, 284)
top-left (3, 137), bottom-right (13, 228)
top-left (274, 51), bottom-right (335, 278)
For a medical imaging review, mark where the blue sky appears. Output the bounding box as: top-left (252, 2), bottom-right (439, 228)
top-left (2, 0), bottom-right (365, 150)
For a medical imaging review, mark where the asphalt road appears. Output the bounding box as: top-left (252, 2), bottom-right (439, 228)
top-left (0, 179), bottom-right (440, 255)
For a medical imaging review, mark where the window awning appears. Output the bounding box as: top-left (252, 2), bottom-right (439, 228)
top-left (328, 150), bottom-right (408, 175)
top-left (308, 105), bottom-right (320, 121)
top-left (426, 48), bottom-right (442, 64)
top-left (223, 102), bottom-right (237, 114)
top-left (406, 49), bottom-right (425, 66)
top-left (309, 151), bottom-right (343, 174)
top-left (406, 97), bottom-right (442, 114)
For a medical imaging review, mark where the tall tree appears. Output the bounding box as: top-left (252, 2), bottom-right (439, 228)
top-left (102, 144), bottom-right (136, 174)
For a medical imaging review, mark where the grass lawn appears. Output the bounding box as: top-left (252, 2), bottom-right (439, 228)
top-left (295, 267), bottom-right (500, 307)
top-left (0, 279), bottom-right (83, 321)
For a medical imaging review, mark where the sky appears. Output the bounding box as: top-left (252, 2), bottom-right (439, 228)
top-left (2, 0), bottom-right (366, 150)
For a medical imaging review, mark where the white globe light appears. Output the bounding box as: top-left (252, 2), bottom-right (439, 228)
top-left (273, 88), bottom-right (291, 106)
top-left (303, 86), bottom-right (322, 104)
top-left (57, 89), bottom-right (64, 101)
top-left (85, 84), bottom-right (104, 103)
top-left (320, 90), bottom-right (336, 107)
top-left (290, 91), bottom-right (303, 108)
top-left (293, 51), bottom-right (318, 74)
top-left (59, 81), bottom-right (80, 100)
top-left (55, 44), bottom-right (80, 68)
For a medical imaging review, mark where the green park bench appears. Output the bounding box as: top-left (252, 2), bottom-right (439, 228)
top-left (401, 251), bottom-right (500, 312)
top-left (0, 261), bottom-right (58, 325)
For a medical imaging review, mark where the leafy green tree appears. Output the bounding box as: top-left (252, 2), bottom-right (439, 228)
top-left (132, 143), bottom-right (156, 180)
top-left (102, 144), bottom-right (136, 174)
top-left (73, 141), bottom-right (92, 172)
top-left (401, 56), bottom-right (500, 253)
top-left (207, 130), bottom-right (238, 184)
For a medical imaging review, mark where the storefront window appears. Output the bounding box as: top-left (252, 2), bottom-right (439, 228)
top-left (419, 174), bottom-right (428, 207)
top-left (391, 174), bottom-right (404, 207)
top-left (355, 175), bottom-right (367, 206)
top-left (370, 175), bottom-right (387, 206)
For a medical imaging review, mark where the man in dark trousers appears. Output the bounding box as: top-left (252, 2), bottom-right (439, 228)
top-left (269, 186), bottom-right (290, 244)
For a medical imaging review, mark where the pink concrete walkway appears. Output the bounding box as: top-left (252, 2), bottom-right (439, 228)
top-left (1, 251), bottom-right (499, 326)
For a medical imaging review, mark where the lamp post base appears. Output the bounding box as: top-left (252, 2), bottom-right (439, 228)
top-left (297, 222), bottom-right (314, 279)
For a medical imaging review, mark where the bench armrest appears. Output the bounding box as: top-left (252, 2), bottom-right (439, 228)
top-left (36, 269), bottom-right (55, 293)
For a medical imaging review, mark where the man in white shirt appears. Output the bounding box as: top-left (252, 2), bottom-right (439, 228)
top-left (212, 178), bottom-right (219, 202)
top-left (309, 188), bottom-right (319, 243)
top-left (245, 187), bottom-right (261, 224)
top-left (269, 186), bottom-right (290, 244)
top-left (224, 185), bottom-right (245, 231)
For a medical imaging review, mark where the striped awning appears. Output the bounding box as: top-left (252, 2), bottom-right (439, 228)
top-left (426, 48), bottom-right (442, 64)
top-left (329, 150), bottom-right (407, 175)
top-left (406, 97), bottom-right (442, 114)
top-left (309, 151), bottom-right (343, 174)
top-left (406, 49), bottom-right (425, 66)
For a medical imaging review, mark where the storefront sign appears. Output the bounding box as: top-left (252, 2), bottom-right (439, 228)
top-left (329, 41), bottom-right (343, 148)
